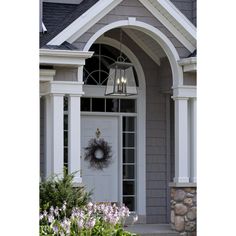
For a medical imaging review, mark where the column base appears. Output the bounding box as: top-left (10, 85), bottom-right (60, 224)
top-left (173, 177), bottom-right (190, 183)
top-left (170, 185), bottom-right (197, 234)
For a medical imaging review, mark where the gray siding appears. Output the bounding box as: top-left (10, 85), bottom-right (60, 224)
top-left (192, 0), bottom-right (196, 26)
top-left (72, 0), bottom-right (190, 58)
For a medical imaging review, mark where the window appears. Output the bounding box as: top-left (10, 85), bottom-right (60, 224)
top-left (83, 44), bottom-right (138, 86)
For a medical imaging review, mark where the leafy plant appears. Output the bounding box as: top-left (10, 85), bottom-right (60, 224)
top-left (40, 169), bottom-right (91, 217)
top-left (40, 202), bottom-right (136, 236)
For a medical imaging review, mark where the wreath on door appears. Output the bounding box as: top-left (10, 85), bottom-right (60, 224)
top-left (84, 138), bottom-right (112, 170)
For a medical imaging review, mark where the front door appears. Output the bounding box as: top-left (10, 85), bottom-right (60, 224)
top-left (81, 116), bottom-right (119, 202)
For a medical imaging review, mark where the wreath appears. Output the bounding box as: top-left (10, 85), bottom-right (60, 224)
top-left (84, 138), bottom-right (112, 170)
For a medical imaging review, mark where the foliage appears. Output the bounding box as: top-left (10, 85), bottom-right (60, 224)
top-left (40, 202), bottom-right (136, 236)
top-left (40, 169), bottom-right (91, 217)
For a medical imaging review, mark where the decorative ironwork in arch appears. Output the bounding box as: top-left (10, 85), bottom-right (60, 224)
top-left (83, 44), bottom-right (138, 86)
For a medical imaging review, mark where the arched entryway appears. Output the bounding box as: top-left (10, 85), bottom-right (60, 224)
top-left (80, 24), bottom-right (177, 223)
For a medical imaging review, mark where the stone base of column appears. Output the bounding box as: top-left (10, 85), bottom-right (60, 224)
top-left (169, 184), bottom-right (197, 236)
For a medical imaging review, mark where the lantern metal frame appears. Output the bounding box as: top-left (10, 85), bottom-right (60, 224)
top-left (105, 29), bottom-right (138, 96)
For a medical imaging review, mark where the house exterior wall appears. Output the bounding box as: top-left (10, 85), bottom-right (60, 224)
top-left (72, 0), bottom-right (190, 58)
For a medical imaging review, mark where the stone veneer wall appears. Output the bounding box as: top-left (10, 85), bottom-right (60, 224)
top-left (170, 187), bottom-right (197, 236)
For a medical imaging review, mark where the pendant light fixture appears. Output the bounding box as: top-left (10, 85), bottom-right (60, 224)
top-left (105, 29), bottom-right (137, 96)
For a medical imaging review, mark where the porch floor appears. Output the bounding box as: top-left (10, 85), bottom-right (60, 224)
top-left (125, 224), bottom-right (179, 236)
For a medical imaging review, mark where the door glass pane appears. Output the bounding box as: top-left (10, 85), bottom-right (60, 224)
top-left (123, 117), bottom-right (135, 131)
top-left (64, 115), bottom-right (68, 131)
top-left (123, 181), bottom-right (135, 195)
top-left (106, 99), bottom-right (119, 112)
top-left (92, 98), bottom-right (105, 112)
top-left (123, 165), bottom-right (135, 179)
top-left (64, 96), bottom-right (68, 111)
top-left (120, 99), bottom-right (135, 113)
top-left (123, 197), bottom-right (135, 211)
top-left (123, 149), bottom-right (135, 163)
top-left (81, 98), bottom-right (91, 111)
top-left (123, 133), bottom-right (135, 147)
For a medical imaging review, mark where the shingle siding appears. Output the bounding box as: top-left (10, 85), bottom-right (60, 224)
top-left (170, 0), bottom-right (196, 26)
top-left (192, 0), bottom-right (197, 26)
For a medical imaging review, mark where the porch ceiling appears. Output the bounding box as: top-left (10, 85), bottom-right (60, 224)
top-left (123, 28), bottom-right (166, 60)
top-left (103, 27), bottom-right (167, 66)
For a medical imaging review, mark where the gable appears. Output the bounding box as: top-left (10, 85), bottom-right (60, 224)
top-left (44, 0), bottom-right (196, 56)
top-left (72, 0), bottom-right (191, 58)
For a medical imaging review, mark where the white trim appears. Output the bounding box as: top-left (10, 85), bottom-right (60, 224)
top-left (169, 182), bottom-right (196, 188)
top-left (40, 49), bottom-right (93, 66)
top-left (123, 28), bottom-right (161, 66)
top-left (152, 0), bottom-right (196, 39)
top-left (139, 0), bottom-right (195, 52)
top-left (83, 20), bottom-right (183, 87)
top-left (40, 69), bottom-right (56, 82)
top-left (40, 81), bottom-right (84, 96)
top-left (178, 57), bottom-right (197, 72)
top-left (47, 0), bottom-right (122, 45)
top-left (172, 86), bottom-right (196, 98)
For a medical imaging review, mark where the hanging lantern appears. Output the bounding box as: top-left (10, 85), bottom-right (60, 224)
top-left (105, 29), bottom-right (137, 96)
top-left (105, 59), bottom-right (137, 96)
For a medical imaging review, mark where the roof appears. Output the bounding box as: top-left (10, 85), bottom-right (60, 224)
top-left (40, 0), bottom-right (99, 48)
top-left (41, 41), bottom-right (79, 50)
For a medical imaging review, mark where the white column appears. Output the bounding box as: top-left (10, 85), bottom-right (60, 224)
top-left (173, 97), bottom-right (190, 183)
top-left (45, 93), bottom-right (64, 178)
top-left (45, 95), bottom-right (52, 178)
top-left (190, 98), bottom-right (197, 183)
top-left (68, 94), bottom-right (82, 183)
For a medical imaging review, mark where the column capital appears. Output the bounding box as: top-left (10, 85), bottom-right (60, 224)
top-left (40, 69), bottom-right (56, 82)
top-left (172, 85), bottom-right (196, 98)
top-left (40, 81), bottom-right (84, 96)
top-left (171, 96), bottom-right (189, 101)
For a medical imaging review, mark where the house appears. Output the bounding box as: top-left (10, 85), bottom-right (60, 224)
top-left (39, 0), bottom-right (196, 234)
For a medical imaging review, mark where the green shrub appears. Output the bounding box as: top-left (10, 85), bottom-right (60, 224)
top-left (40, 169), bottom-right (91, 217)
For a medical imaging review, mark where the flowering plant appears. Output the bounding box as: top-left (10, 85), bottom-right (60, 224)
top-left (40, 201), bottom-right (136, 236)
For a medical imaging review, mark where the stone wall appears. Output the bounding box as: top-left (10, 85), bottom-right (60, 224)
top-left (170, 187), bottom-right (197, 236)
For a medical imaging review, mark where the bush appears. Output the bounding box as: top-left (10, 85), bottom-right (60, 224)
top-left (40, 169), bottom-right (91, 217)
top-left (40, 202), bottom-right (136, 236)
